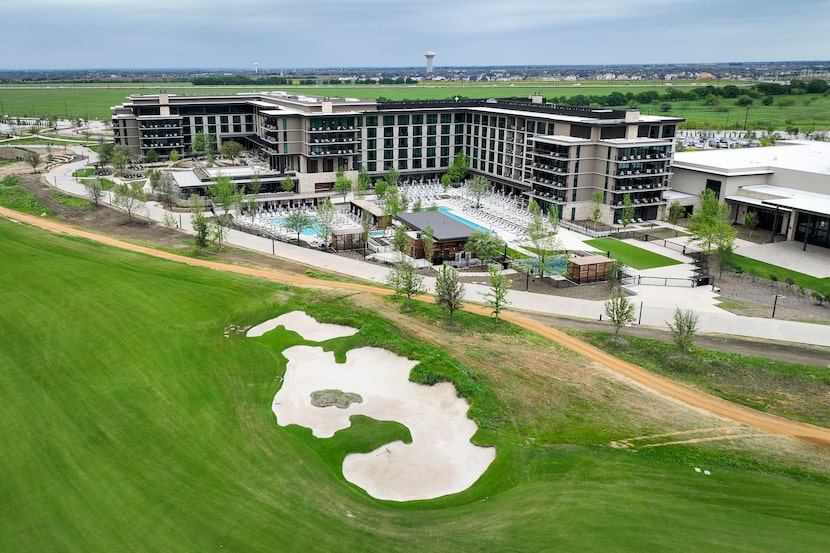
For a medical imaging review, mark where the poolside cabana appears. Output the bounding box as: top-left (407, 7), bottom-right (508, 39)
top-left (566, 254), bottom-right (614, 284)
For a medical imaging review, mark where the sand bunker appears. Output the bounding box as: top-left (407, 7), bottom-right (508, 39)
top-left (250, 311), bottom-right (495, 502)
top-left (246, 310), bottom-right (358, 341)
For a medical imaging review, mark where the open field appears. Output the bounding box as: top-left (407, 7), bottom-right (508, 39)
top-left (585, 237), bottom-right (682, 270)
top-left (2, 215), bottom-right (830, 551)
top-left (2, 82), bottom-right (829, 130)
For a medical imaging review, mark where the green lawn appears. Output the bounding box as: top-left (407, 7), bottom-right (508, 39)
top-left (2, 218), bottom-right (829, 552)
top-left (2, 83), bottom-right (829, 131)
top-left (585, 237), bottom-right (683, 270)
top-left (731, 254), bottom-right (830, 296)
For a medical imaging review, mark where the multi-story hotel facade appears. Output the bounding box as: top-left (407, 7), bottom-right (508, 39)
top-left (112, 91), bottom-right (683, 224)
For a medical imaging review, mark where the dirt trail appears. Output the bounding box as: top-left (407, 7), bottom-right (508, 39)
top-left (4, 205), bottom-right (830, 448)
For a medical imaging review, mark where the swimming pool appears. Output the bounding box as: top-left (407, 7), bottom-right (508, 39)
top-left (436, 207), bottom-right (491, 233)
top-left (268, 217), bottom-right (321, 237)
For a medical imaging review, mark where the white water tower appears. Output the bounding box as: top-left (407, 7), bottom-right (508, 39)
top-left (425, 51), bottom-right (436, 73)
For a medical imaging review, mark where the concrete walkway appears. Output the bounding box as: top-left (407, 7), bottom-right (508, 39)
top-left (36, 147), bottom-right (830, 348)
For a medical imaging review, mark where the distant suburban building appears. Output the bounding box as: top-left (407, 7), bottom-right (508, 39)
top-left (112, 92), bottom-right (683, 224)
top-left (672, 141), bottom-right (830, 250)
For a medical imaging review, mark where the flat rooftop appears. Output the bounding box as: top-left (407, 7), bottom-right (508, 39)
top-left (673, 140), bottom-right (830, 177)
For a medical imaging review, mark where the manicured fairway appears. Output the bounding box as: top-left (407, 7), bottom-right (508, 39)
top-left (585, 237), bottom-right (683, 270)
top-left (1, 218), bottom-right (829, 552)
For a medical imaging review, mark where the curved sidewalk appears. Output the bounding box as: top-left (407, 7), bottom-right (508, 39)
top-left (35, 147), bottom-right (830, 348)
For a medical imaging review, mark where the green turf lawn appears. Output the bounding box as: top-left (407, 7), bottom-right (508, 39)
top-left (1, 218), bottom-right (829, 552)
top-left (585, 237), bottom-right (683, 270)
top-left (731, 254), bottom-right (830, 296)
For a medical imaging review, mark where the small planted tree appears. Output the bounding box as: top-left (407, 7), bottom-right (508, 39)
top-left (84, 179), bottom-right (104, 208)
top-left (374, 179), bottom-right (388, 200)
top-left (591, 190), bottom-right (604, 229)
top-left (316, 198), bottom-right (336, 247)
top-left (356, 166), bottom-right (371, 197)
top-left (392, 224), bottom-right (409, 260)
top-left (360, 210), bottom-right (373, 256)
top-left (744, 211), bottom-right (758, 237)
top-left (446, 151), bottom-right (469, 183)
top-left (482, 264), bottom-right (512, 323)
top-left (620, 193), bottom-right (635, 228)
top-left (435, 264), bottom-right (465, 326)
top-left (464, 230), bottom-right (502, 264)
top-left (191, 194), bottom-right (209, 249)
top-left (422, 225), bottom-right (435, 265)
top-left (604, 287), bottom-right (635, 337)
top-left (666, 201), bottom-right (686, 236)
top-left (384, 167), bottom-right (400, 189)
top-left (219, 140), bottom-right (243, 163)
top-left (113, 181), bottom-right (146, 222)
top-left (666, 308), bottom-right (699, 354)
top-left (334, 168), bottom-right (352, 199)
top-left (281, 175), bottom-right (295, 193)
top-left (386, 259), bottom-right (426, 311)
top-left (284, 209), bottom-right (314, 242)
top-left (466, 175), bottom-right (491, 209)
top-left (25, 151), bottom-right (41, 173)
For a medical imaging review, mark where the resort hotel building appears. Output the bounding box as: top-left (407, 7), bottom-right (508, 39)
top-left (111, 91), bottom-right (683, 225)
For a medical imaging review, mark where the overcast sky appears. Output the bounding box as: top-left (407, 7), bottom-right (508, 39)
top-left (3, 0), bottom-right (829, 70)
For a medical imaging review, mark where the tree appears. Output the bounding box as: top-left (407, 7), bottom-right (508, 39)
top-left (482, 264), bottom-right (512, 323)
top-left (744, 211), bottom-right (758, 237)
top-left (666, 308), bottom-right (699, 354)
top-left (334, 168), bottom-right (352, 199)
top-left (620, 193), bottom-right (635, 228)
top-left (464, 229), bottom-right (502, 263)
top-left (316, 198), bottom-right (336, 247)
top-left (386, 259), bottom-right (426, 311)
top-left (284, 209), bottom-right (314, 242)
top-left (591, 190), bottom-right (604, 229)
top-left (735, 95), bottom-right (754, 107)
top-left (446, 151), bottom-right (469, 183)
top-left (687, 188), bottom-right (737, 255)
top-left (147, 169), bottom-right (163, 195)
top-left (145, 149), bottom-right (158, 163)
top-left (209, 175), bottom-right (242, 222)
top-left (248, 173), bottom-right (263, 195)
top-left (440, 173), bottom-right (452, 191)
top-left (220, 140), bottom-right (243, 163)
top-left (466, 175), bottom-right (491, 209)
top-left (374, 179), bottom-right (388, 200)
top-left (281, 174), bottom-right (295, 193)
top-left (526, 211), bottom-right (562, 278)
top-left (604, 287), bottom-right (635, 337)
top-left (24, 151), bottom-right (41, 173)
top-left (190, 194), bottom-right (210, 249)
top-left (384, 167), bottom-right (400, 189)
top-left (392, 224), bottom-right (409, 259)
top-left (169, 149), bottom-right (179, 163)
top-left (97, 142), bottom-right (114, 168)
top-left (666, 201), bottom-right (685, 236)
top-left (360, 210), bottom-right (373, 256)
top-left (422, 224), bottom-right (435, 264)
top-left (84, 179), bottom-right (104, 208)
top-left (110, 144), bottom-right (132, 176)
top-left (435, 264), bottom-right (465, 326)
top-left (356, 166), bottom-right (371, 197)
top-left (156, 171), bottom-right (176, 210)
top-left (113, 181), bottom-right (146, 222)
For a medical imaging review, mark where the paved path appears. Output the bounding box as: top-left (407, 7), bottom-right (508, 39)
top-left (31, 146), bottom-right (830, 348)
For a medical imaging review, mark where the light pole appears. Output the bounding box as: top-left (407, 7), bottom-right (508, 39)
top-left (771, 294), bottom-right (785, 319)
top-left (743, 105), bottom-right (751, 131)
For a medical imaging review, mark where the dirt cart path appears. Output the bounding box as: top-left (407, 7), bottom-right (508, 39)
top-left (3, 206), bottom-right (829, 448)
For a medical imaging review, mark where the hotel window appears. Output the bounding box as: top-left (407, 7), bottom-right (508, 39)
top-left (413, 136), bottom-right (423, 146)
top-left (384, 127), bottom-right (394, 138)
top-left (527, 121), bottom-right (535, 133)
top-left (441, 136), bottom-right (450, 146)
top-left (413, 148), bottom-right (422, 158)
top-left (427, 147), bottom-right (436, 158)
top-left (366, 116), bottom-right (377, 126)
top-left (441, 157), bottom-right (449, 167)
top-left (368, 162), bottom-right (377, 171)
top-left (427, 114), bottom-right (438, 124)
top-left (427, 125), bottom-right (437, 135)
top-left (440, 147), bottom-right (450, 157)
top-left (398, 148), bottom-right (408, 159)
top-left (427, 158), bottom-right (436, 168)
top-left (398, 115), bottom-right (409, 125)
top-left (367, 128), bottom-right (377, 138)
top-left (367, 139), bottom-right (376, 149)
top-left (427, 136), bottom-right (437, 147)
top-left (399, 127), bottom-right (408, 137)
top-left (399, 137), bottom-right (408, 147)
top-left (413, 126), bottom-right (422, 136)
top-left (441, 124), bottom-right (450, 134)
top-left (413, 114), bottom-right (423, 124)
top-left (441, 114), bottom-right (451, 123)
top-left (413, 159), bottom-right (422, 169)
top-left (383, 115), bottom-right (394, 126)
top-left (474, 114), bottom-right (481, 124)
top-left (233, 115), bottom-right (241, 124)
top-left (384, 161), bottom-right (393, 170)
top-left (383, 139), bottom-right (393, 149)
top-left (398, 160), bottom-right (408, 170)
top-left (368, 151), bottom-right (377, 161)
top-left (384, 150), bottom-right (393, 160)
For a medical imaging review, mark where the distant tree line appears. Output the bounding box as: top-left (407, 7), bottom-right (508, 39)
top-left (191, 76), bottom-right (317, 86)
